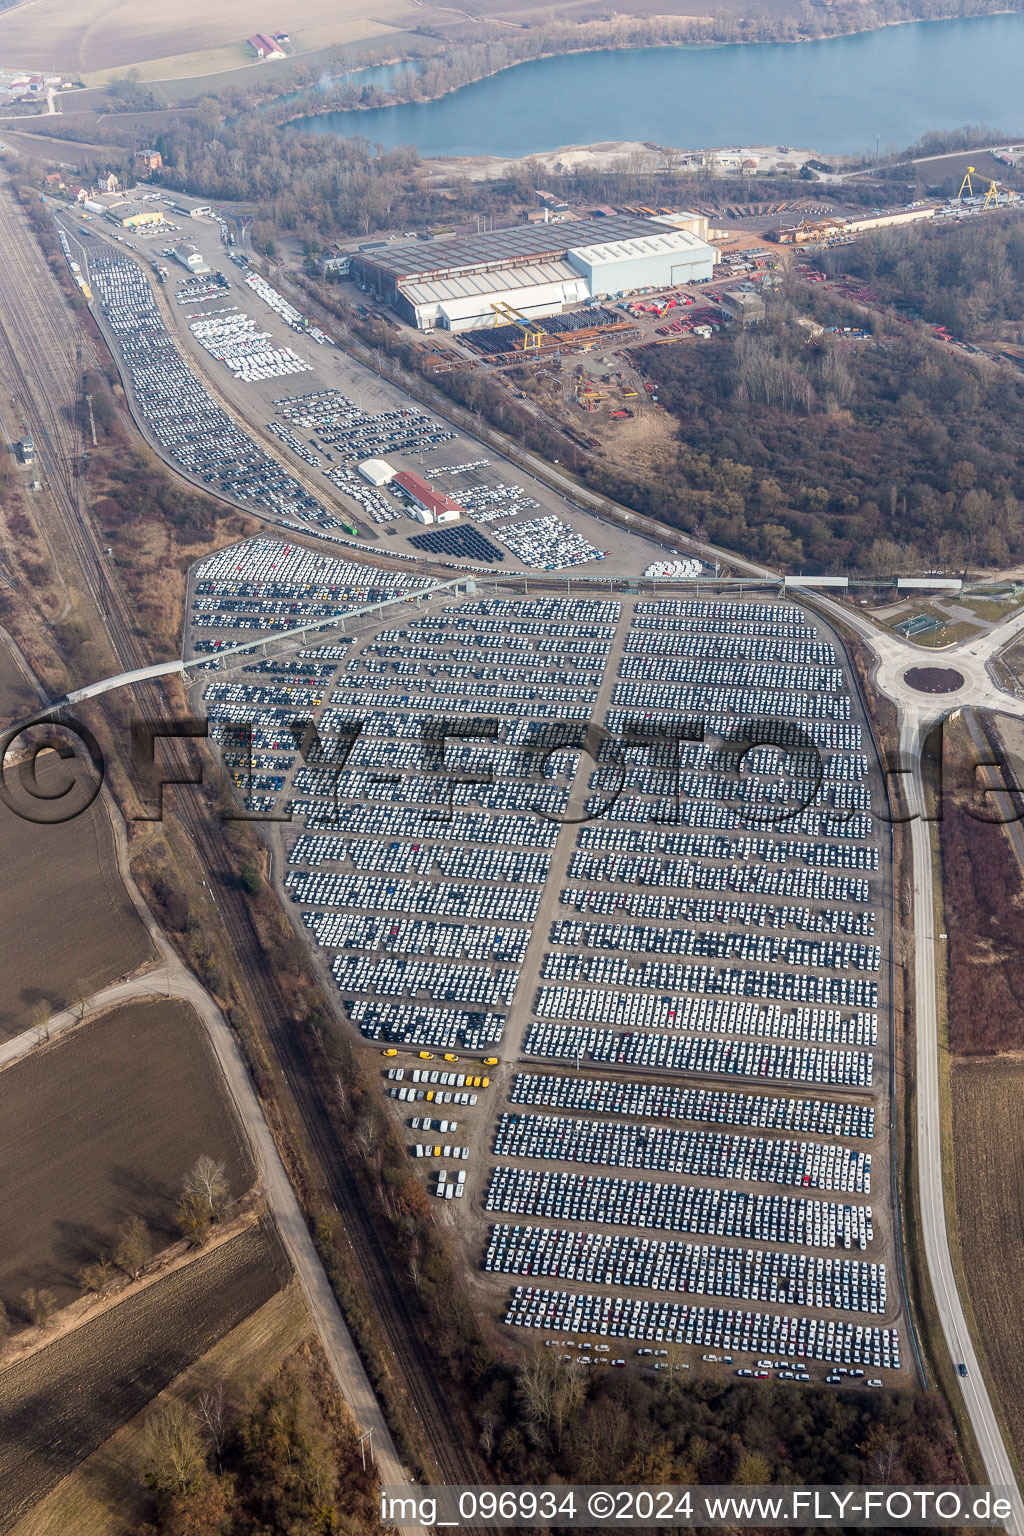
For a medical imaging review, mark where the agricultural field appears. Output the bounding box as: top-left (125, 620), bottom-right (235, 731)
top-left (0, 0), bottom-right (409, 77)
top-left (10, 1284), bottom-right (309, 1536)
top-left (0, 1223), bottom-right (287, 1534)
top-left (951, 1058), bottom-right (1024, 1469)
top-left (0, 777), bottom-right (152, 1036)
top-left (0, 998), bottom-right (253, 1312)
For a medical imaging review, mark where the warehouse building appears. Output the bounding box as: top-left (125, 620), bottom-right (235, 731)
top-left (172, 243), bottom-right (210, 273)
top-left (350, 214), bottom-right (717, 331)
top-left (393, 470), bottom-right (462, 523)
top-left (107, 203), bottom-right (165, 229)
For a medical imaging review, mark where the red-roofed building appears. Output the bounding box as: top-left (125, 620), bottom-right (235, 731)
top-left (393, 471), bottom-right (462, 524)
top-left (248, 32), bottom-right (286, 59)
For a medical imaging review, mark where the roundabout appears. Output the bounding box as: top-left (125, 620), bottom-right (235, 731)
top-left (902, 666), bottom-right (967, 695)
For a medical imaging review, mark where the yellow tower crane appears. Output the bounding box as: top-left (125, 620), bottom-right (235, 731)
top-left (490, 301), bottom-right (545, 350)
top-left (957, 166), bottom-right (1016, 209)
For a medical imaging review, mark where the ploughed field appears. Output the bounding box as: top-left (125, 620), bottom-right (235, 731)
top-left (0, 769), bottom-right (151, 1036)
top-left (185, 540), bottom-right (899, 1383)
top-left (10, 1286), bottom-right (309, 1536)
top-left (0, 0), bottom-right (407, 75)
top-left (952, 1058), bottom-right (1024, 1467)
top-left (0, 1224), bottom-right (286, 1535)
top-left (0, 999), bottom-right (253, 1312)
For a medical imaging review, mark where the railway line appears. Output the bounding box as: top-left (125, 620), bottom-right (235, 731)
top-left (0, 180), bottom-right (486, 1494)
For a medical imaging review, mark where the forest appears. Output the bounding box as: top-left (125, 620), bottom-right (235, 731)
top-left (621, 311), bottom-right (1024, 572)
top-left (476, 1350), bottom-right (962, 1489)
top-left (818, 211), bottom-right (1024, 341)
top-left (135, 1353), bottom-right (379, 1535)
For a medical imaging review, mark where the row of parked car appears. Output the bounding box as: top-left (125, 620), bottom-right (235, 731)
top-left (524, 1019), bottom-right (874, 1089)
top-left (549, 920), bottom-right (881, 976)
top-left (565, 849), bottom-right (871, 906)
top-left (612, 680), bottom-right (852, 721)
top-left (504, 1286), bottom-right (900, 1368)
top-left (577, 822), bottom-right (880, 873)
top-left (485, 1224), bottom-right (886, 1314)
top-left (617, 657), bottom-right (845, 692)
top-left (302, 910), bottom-right (531, 962)
top-left (556, 891), bottom-right (876, 935)
top-left (484, 1165), bottom-right (873, 1250)
top-left (333, 954), bottom-right (518, 1007)
top-left (492, 1112), bottom-right (871, 1194)
top-left (288, 871), bottom-right (540, 928)
top-left (507, 1072), bottom-right (876, 1139)
top-left (604, 709), bottom-right (863, 753)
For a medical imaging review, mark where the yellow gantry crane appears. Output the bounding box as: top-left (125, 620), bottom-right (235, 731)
top-left (957, 165), bottom-right (1016, 208)
top-left (490, 301), bottom-right (545, 350)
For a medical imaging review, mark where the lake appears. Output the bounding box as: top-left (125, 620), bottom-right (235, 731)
top-left (288, 11), bottom-right (1024, 158)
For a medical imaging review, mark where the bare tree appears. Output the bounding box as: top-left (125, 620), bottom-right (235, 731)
top-left (114, 1215), bottom-right (152, 1280)
top-left (177, 1189), bottom-right (212, 1247)
top-left (195, 1382), bottom-right (230, 1466)
top-left (79, 1254), bottom-right (115, 1294)
top-left (29, 1001), bottom-right (50, 1045)
top-left (182, 1156), bottom-right (229, 1222)
top-left (0, 1301), bottom-right (11, 1355)
top-left (21, 1286), bottom-right (57, 1327)
top-left (144, 1401), bottom-right (206, 1495)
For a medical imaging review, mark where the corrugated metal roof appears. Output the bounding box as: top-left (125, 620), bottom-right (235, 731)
top-left (355, 215), bottom-right (669, 284)
top-left (401, 260), bottom-right (581, 307)
top-left (566, 228), bottom-right (707, 266)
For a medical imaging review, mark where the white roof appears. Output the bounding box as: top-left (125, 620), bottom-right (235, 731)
top-left (567, 227), bottom-right (710, 266)
top-left (401, 259), bottom-right (580, 307)
top-left (358, 457), bottom-right (395, 481)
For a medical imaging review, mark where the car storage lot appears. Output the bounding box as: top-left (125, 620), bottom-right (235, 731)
top-left (64, 207), bottom-right (654, 575)
top-left (184, 552), bottom-right (901, 1382)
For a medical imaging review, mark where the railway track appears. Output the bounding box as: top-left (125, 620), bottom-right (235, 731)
top-left (0, 180), bottom-right (487, 1492)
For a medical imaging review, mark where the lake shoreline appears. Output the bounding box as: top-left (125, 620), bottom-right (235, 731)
top-left (285, 6), bottom-right (1018, 129)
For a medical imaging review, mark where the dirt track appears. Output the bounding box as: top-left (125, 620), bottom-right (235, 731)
top-left (0, 1223), bottom-right (287, 1535)
top-left (0, 998), bottom-right (253, 1311)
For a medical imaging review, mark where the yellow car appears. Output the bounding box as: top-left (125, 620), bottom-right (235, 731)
top-left (483, 1057), bottom-right (498, 1066)
top-left (382, 1048), bottom-right (398, 1057)
top-left (444, 1052), bottom-right (460, 1062)
top-left (419, 1051), bottom-right (434, 1060)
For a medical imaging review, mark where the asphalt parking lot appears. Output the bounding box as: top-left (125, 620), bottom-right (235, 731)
top-left (181, 566), bottom-right (902, 1386)
top-left (65, 206), bottom-right (653, 574)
